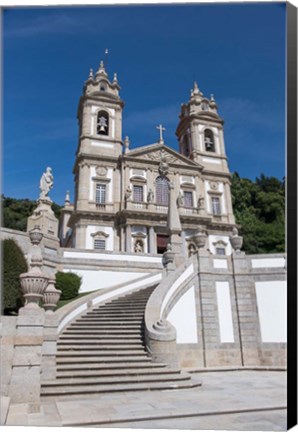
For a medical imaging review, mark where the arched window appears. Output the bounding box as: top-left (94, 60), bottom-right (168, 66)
top-left (97, 111), bottom-right (109, 136)
top-left (204, 129), bottom-right (215, 152)
top-left (156, 176), bottom-right (169, 205)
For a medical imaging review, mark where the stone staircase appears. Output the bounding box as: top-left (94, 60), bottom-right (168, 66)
top-left (41, 286), bottom-right (200, 400)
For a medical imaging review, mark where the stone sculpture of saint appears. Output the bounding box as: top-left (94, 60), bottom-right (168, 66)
top-left (39, 167), bottom-right (54, 200)
top-left (177, 191), bottom-right (184, 207)
top-left (197, 195), bottom-right (205, 209)
top-left (147, 189), bottom-right (154, 203)
top-left (134, 240), bottom-right (143, 253)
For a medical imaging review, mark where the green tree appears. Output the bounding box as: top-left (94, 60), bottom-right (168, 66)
top-left (1, 195), bottom-right (62, 232)
top-left (231, 173), bottom-right (285, 254)
top-left (2, 239), bottom-right (28, 314)
top-left (55, 272), bottom-right (82, 300)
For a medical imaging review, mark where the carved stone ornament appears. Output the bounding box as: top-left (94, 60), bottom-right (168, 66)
top-left (96, 166), bottom-right (108, 177)
top-left (210, 181), bottom-right (218, 190)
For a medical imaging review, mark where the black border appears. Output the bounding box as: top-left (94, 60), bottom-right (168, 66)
top-left (287, 1), bottom-right (297, 430)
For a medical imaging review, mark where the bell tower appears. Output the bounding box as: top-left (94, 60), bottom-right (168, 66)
top-left (76, 60), bottom-right (124, 158)
top-left (176, 82), bottom-right (230, 175)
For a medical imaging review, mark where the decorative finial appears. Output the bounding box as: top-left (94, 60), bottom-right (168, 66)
top-left (89, 68), bottom-right (94, 79)
top-left (113, 72), bottom-right (118, 82)
top-left (156, 124), bottom-right (165, 144)
top-left (193, 81), bottom-right (199, 95)
top-left (65, 190), bottom-right (70, 206)
top-left (210, 94), bottom-right (215, 101)
top-left (124, 136), bottom-right (130, 153)
top-left (96, 60), bottom-right (107, 77)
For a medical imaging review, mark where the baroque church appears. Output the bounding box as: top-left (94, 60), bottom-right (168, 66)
top-left (59, 60), bottom-right (236, 256)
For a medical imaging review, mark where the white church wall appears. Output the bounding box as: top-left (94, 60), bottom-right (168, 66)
top-left (208, 235), bottom-right (232, 255)
top-left (216, 281), bottom-right (235, 343)
top-left (255, 280), bottom-right (287, 343)
top-left (251, 257), bottom-right (286, 268)
top-left (167, 286), bottom-right (198, 343)
top-left (86, 225), bottom-right (114, 250)
top-left (64, 268), bottom-right (150, 292)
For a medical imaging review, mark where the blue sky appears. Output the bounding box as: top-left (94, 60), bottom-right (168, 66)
top-left (3, 3), bottom-right (286, 205)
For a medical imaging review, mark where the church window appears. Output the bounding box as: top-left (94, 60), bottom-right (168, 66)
top-left (211, 196), bottom-right (221, 215)
top-left (99, 83), bottom-right (106, 91)
top-left (216, 247), bottom-right (226, 255)
top-left (133, 185), bottom-right (144, 202)
top-left (96, 184), bottom-right (106, 204)
top-left (156, 176), bottom-right (169, 205)
top-left (97, 111), bottom-right (109, 135)
top-left (184, 191), bottom-right (193, 208)
top-left (94, 239), bottom-right (106, 250)
top-left (204, 129), bottom-right (215, 152)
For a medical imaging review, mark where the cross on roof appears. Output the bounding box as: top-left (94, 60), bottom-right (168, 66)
top-left (156, 124), bottom-right (166, 144)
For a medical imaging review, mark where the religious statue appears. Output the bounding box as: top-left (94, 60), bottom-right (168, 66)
top-left (147, 189), bottom-right (154, 203)
top-left (39, 167), bottom-right (54, 200)
top-left (177, 191), bottom-right (184, 207)
top-left (134, 240), bottom-right (143, 253)
top-left (197, 195), bottom-right (205, 210)
top-left (188, 243), bottom-right (197, 257)
top-left (124, 186), bottom-right (132, 202)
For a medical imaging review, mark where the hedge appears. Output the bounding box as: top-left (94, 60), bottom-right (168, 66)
top-left (2, 239), bottom-right (28, 314)
top-left (55, 272), bottom-right (82, 300)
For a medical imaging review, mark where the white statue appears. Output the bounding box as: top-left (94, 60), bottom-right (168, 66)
top-left (39, 167), bottom-right (54, 200)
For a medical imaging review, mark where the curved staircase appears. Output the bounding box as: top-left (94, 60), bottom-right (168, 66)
top-left (41, 286), bottom-right (200, 400)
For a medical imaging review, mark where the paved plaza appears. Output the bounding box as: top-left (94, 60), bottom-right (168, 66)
top-left (5, 369), bottom-right (287, 430)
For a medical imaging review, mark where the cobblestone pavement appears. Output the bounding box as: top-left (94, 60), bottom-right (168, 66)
top-left (5, 370), bottom-right (287, 431)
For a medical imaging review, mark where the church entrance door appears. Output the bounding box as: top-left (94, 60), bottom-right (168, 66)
top-left (157, 234), bottom-right (169, 254)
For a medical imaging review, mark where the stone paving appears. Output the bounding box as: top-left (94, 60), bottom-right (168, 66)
top-left (5, 369), bottom-right (287, 430)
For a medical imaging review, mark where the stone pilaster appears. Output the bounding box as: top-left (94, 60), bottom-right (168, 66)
top-left (9, 307), bottom-right (45, 409)
top-left (125, 224), bottom-right (131, 252)
top-left (148, 226), bottom-right (155, 254)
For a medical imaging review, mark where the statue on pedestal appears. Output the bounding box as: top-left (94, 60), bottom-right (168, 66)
top-left (39, 167), bottom-right (54, 200)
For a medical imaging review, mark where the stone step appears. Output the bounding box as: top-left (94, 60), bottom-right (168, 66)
top-left (68, 323), bottom-right (142, 328)
top-left (63, 325), bottom-right (142, 335)
top-left (57, 345), bottom-right (145, 351)
top-left (41, 380), bottom-right (201, 400)
top-left (56, 362), bottom-right (167, 371)
top-left (56, 355), bottom-right (151, 367)
top-left (76, 317), bottom-right (143, 322)
top-left (83, 314), bottom-right (144, 318)
top-left (57, 350), bottom-right (148, 357)
top-left (57, 337), bottom-right (144, 348)
top-left (59, 332), bottom-right (141, 343)
top-left (56, 367), bottom-right (178, 379)
top-left (85, 311), bottom-right (145, 315)
top-left (42, 372), bottom-right (190, 387)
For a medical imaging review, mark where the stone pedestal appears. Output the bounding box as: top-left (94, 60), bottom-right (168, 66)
top-left (9, 307), bottom-right (46, 409)
top-left (27, 198), bottom-right (58, 238)
top-left (41, 314), bottom-right (59, 381)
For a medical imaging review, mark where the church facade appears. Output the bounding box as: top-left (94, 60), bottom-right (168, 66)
top-left (60, 60), bottom-right (236, 258)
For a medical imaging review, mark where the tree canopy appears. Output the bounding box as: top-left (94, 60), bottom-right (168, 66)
top-left (1, 195), bottom-right (62, 232)
top-left (231, 173), bottom-right (285, 254)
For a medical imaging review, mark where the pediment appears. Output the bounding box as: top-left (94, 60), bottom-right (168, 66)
top-left (126, 143), bottom-right (203, 170)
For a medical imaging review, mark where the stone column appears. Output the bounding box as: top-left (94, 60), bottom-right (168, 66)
top-left (125, 224), bottom-right (131, 252)
top-left (77, 163), bottom-right (90, 211)
top-left (148, 226), bottom-right (155, 254)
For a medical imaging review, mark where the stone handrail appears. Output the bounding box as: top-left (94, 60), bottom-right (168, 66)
top-left (144, 255), bottom-right (197, 367)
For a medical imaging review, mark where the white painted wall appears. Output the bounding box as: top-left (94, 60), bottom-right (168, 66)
top-left (161, 263), bottom-right (194, 317)
top-left (85, 225), bottom-right (114, 250)
top-left (208, 235), bottom-right (232, 255)
top-left (167, 286), bottom-right (198, 343)
top-left (255, 281), bottom-right (287, 343)
top-left (213, 259), bottom-right (228, 269)
top-left (64, 269), bottom-right (150, 292)
top-left (216, 281), bottom-right (235, 343)
top-left (63, 250), bottom-right (162, 263)
top-left (202, 157), bottom-right (221, 165)
top-left (251, 258), bottom-right (286, 268)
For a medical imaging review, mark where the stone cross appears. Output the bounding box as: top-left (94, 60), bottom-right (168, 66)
top-left (156, 124), bottom-right (165, 144)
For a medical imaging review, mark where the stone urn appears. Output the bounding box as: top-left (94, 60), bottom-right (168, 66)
top-left (29, 225), bottom-right (43, 245)
top-left (230, 227), bottom-right (243, 253)
top-left (19, 225), bottom-right (49, 308)
top-left (162, 243), bottom-right (175, 268)
top-left (19, 270), bottom-right (49, 308)
top-left (43, 278), bottom-right (62, 313)
top-left (193, 230), bottom-right (207, 249)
